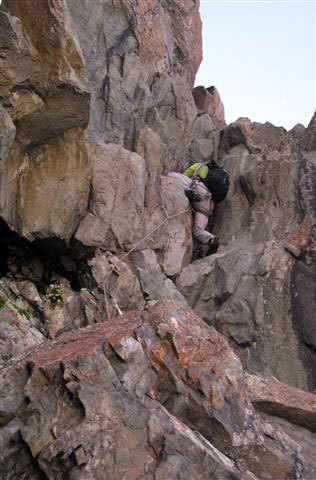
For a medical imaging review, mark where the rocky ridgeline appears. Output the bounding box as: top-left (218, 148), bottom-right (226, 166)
top-left (0, 1), bottom-right (316, 479)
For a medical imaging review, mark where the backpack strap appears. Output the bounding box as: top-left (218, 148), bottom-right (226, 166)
top-left (189, 162), bottom-right (208, 191)
top-left (191, 162), bottom-right (206, 180)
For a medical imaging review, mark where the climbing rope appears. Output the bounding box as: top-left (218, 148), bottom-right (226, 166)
top-left (102, 206), bottom-right (191, 320)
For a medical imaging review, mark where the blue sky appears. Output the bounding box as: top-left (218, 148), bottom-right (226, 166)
top-left (195, 1), bottom-right (316, 130)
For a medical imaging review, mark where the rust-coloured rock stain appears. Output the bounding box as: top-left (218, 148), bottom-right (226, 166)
top-left (29, 311), bottom-right (143, 367)
top-left (287, 216), bottom-right (311, 248)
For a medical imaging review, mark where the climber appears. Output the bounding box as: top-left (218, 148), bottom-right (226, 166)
top-left (168, 159), bottom-right (229, 255)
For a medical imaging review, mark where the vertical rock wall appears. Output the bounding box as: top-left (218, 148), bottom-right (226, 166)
top-left (291, 150), bottom-right (316, 389)
top-left (0, 0), bottom-right (209, 277)
top-left (0, 0), bottom-right (90, 239)
top-left (177, 117), bottom-right (316, 391)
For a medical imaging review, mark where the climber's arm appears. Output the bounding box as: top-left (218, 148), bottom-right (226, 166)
top-left (183, 163), bottom-right (199, 178)
top-left (198, 165), bottom-right (208, 179)
top-left (183, 163), bottom-right (209, 178)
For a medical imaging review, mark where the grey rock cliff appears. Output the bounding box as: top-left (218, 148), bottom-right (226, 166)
top-left (178, 131), bottom-right (316, 391)
top-left (0, 0), bottom-right (316, 479)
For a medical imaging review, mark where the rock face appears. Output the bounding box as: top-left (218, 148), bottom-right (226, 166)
top-left (1, 300), bottom-right (316, 479)
top-left (303, 111), bottom-right (316, 151)
top-left (177, 117), bottom-right (316, 392)
top-left (0, 0), bottom-right (202, 249)
top-left (193, 85), bottom-right (226, 130)
top-left (1, 0), bottom-right (316, 479)
top-left (0, 0), bottom-right (90, 240)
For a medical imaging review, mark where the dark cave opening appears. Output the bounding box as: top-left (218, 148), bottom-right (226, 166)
top-left (0, 218), bottom-right (95, 292)
top-left (0, 218), bottom-right (25, 278)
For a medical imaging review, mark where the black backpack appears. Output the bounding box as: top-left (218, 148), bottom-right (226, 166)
top-left (202, 162), bottom-right (230, 204)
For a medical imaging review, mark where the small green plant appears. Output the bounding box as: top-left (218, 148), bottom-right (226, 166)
top-left (45, 282), bottom-right (64, 305)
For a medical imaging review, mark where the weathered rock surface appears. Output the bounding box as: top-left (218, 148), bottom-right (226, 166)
top-left (303, 111), bottom-right (316, 151)
top-left (190, 85), bottom-right (226, 162)
top-left (193, 85), bottom-right (226, 130)
top-left (176, 120), bottom-right (316, 392)
top-left (72, 0), bottom-right (202, 251)
top-left (131, 248), bottom-right (189, 308)
top-left (1, 0), bottom-right (316, 478)
top-left (0, 278), bottom-right (45, 363)
top-left (0, 0), bottom-right (90, 240)
top-left (221, 117), bottom-right (305, 155)
top-left (0, 0), bottom-right (203, 247)
top-left (1, 300), bottom-right (316, 479)
top-left (0, 105), bottom-right (16, 163)
top-left (246, 373), bottom-right (316, 432)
